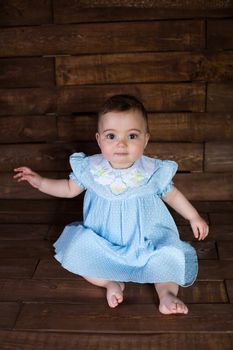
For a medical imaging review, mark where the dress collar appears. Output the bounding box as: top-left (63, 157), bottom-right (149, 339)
top-left (89, 154), bottom-right (155, 195)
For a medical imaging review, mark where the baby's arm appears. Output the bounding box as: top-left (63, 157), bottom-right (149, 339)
top-left (13, 166), bottom-right (84, 198)
top-left (163, 186), bottom-right (209, 240)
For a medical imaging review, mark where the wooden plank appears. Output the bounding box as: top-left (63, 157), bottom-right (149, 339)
top-left (33, 258), bottom-right (79, 280)
top-left (192, 241), bottom-right (218, 260)
top-left (199, 260), bottom-right (233, 279)
top-left (145, 142), bottom-right (203, 172)
top-left (190, 200), bottom-right (233, 212)
top-left (57, 83), bottom-right (206, 113)
top-left (0, 84), bottom-right (205, 116)
top-left (207, 83), bottom-right (233, 112)
top-left (1, 331), bottom-right (233, 350)
top-left (0, 0), bottom-right (52, 26)
top-left (2, 144), bottom-right (77, 172)
top-left (0, 58), bottom-right (54, 88)
top-left (57, 113), bottom-right (233, 142)
top-left (0, 173), bottom-right (61, 200)
top-left (15, 303), bottom-right (233, 332)
top-left (0, 224), bottom-right (49, 240)
top-left (0, 88), bottom-right (57, 116)
top-left (2, 172), bottom-right (233, 201)
top-left (0, 258), bottom-right (38, 278)
top-left (218, 241), bottom-right (233, 260)
top-left (205, 142), bottom-right (233, 172)
top-left (54, 0), bottom-right (233, 23)
top-left (0, 302), bottom-right (20, 329)
top-left (0, 199), bottom-right (61, 224)
top-left (0, 279), bottom-right (227, 304)
top-left (56, 51), bottom-right (233, 86)
top-left (175, 172), bottom-right (233, 201)
top-left (0, 21), bottom-right (205, 57)
top-left (188, 113), bottom-right (233, 142)
top-left (207, 19), bottom-right (233, 50)
top-left (179, 281), bottom-right (228, 303)
top-left (208, 225), bottom-right (233, 241)
top-left (226, 280), bottom-right (233, 303)
top-left (180, 225), bottom-right (233, 242)
top-left (0, 142), bottom-right (203, 172)
top-left (0, 143), bottom-right (75, 172)
top-left (9, 112), bottom-right (232, 145)
top-left (0, 115), bottom-right (57, 143)
top-left (0, 240), bottom-right (52, 258)
top-left (209, 212), bottom-right (233, 225)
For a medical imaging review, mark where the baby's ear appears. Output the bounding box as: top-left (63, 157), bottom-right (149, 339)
top-left (144, 133), bottom-right (150, 148)
top-left (96, 133), bottom-right (100, 146)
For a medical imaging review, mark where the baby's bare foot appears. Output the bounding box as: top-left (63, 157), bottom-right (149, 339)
top-left (159, 292), bottom-right (188, 315)
top-left (106, 281), bottom-right (125, 308)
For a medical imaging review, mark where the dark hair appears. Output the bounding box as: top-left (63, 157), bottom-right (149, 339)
top-left (98, 94), bottom-right (149, 131)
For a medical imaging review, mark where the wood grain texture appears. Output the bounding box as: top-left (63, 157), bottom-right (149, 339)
top-left (175, 172), bottom-right (233, 200)
top-left (207, 83), bottom-right (233, 112)
top-left (226, 280), bottom-right (233, 303)
top-left (0, 83), bottom-right (205, 115)
top-left (0, 279), bottom-right (227, 303)
top-left (0, 0), bottom-right (52, 26)
top-left (15, 303), bottom-right (233, 332)
top-left (56, 51), bottom-right (233, 85)
top-left (0, 224), bottom-right (49, 240)
top-left (57, 113), bottom-right (233, 142)
top-left (0, 199), bottom-right (62, 224)
top-left (53, 0), bottom-right (233, 23)
top-left (2, 172), bottom-right (233, 200)
top-left (209, 212), bottom-right (233, 225)
top-left (1, 331), bottom-right (233, 350)
top-left (0, 20), bottom-right (205, 57)
top-left (205, 142), bottom-right (233, 172)
top-left (0, 115), bottom-right (57, 143)
top-left (207, 19), bottom-right (233, 50)
top-left (0, 258), bottom-right (38, 278)
top-left (0, 303), bottom-right (20, 329)
top-left (0, 240), bottom-right (52, 258)
top-left (0, 142), bottom-right (203, 172)
top-left (218, 241), bottom-right (233, 260)
top-left (2, 113), bottom-right (232, 144)
top-left (0, 58), bottom-right (54, 88)
top-left (56, 83), bottom-right (206, 114)
top-left (199, 260), bottom-right (233, 280)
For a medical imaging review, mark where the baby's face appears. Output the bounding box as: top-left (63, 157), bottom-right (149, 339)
top-left (96, 110), bottom-right (150, 169)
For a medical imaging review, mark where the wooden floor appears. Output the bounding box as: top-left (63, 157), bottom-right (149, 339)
top-left (0, 199), bottom-right (233, 350)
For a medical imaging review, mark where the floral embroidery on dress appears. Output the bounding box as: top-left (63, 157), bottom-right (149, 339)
top-left (90, 155), bottom-right (155, 195)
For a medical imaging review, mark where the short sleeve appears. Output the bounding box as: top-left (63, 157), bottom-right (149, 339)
top-left (155, 160), bottom-right (178, 198)
top-left (69, 152), bottom-right (87, 189)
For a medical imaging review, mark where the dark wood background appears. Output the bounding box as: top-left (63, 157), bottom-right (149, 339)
top-left (0, 0), bottom-right (233, 201)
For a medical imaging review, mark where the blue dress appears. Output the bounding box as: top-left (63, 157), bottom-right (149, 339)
top-left (54, 153), bottom-right (198, 286)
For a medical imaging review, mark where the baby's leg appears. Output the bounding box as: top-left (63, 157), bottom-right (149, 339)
top-left (84, 276), bottom-right (125, 308)
top-left (154, 282), bottom-right (188, 315)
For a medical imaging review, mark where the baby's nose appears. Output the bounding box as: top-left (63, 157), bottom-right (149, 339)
top-left (117, 139), bottom-right (127, 147)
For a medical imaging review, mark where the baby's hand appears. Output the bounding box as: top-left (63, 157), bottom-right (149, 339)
top-left (13, 167), bottom-right (42, 189)
top-left (190, 215), bottom-right (209, 241)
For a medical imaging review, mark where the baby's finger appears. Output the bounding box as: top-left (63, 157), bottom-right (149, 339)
top-left (192, 225), bottom-right (199, 239)
top-left (13, 172), bottom-right (23, 179)
top-left (14, 167), bottom-right (31, 174)
top-left (200, 226), bottom-right (209, 240)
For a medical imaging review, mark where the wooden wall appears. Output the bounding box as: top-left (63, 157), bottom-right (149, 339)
top-left (0, 0), bottom-right (233, 201)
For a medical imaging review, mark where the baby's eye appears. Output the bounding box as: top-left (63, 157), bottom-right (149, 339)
top-left (106, 133), bottom-right (116, 140)
top-left (128, 133), bottom-right (138, 140)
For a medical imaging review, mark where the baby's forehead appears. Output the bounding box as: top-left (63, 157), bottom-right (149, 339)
top-left (98, 109), bottom-right (146, 127)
